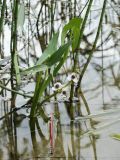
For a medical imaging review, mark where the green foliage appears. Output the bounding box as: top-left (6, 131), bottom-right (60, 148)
top-left (25, 18), bottom-right (84, 117)
top-left (46, 42), bottom-right (71, 66)
top-left (30, 32), bottom-right (71, 116)
top-left (36, 32), bottom-right (59, 65)
top-left (61, 17), bottom-right (83, 52)
top-left (111, 134), bottom-right (120, 141)
top-left (21, 64), bottom-right (48, 75)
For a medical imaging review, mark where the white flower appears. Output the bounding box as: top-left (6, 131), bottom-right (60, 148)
top-left (61, 89), bottom-right (69, 99)
top-left (52, 82), bottom-right (62, 91)
top-left (67, 72), bottom-right (79, 83)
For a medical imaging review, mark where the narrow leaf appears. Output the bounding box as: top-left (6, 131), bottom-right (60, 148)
top-left (20, 64), bottom-right (48, 75)
top-left (61, 17), bottom-right (82, 51)
top-left (36, 32), bottom-right (59, 65)
top-left (17, 4), bottom-right (25, 29)
top-left (111, 134), bottom-right (120, 141)
top-left (46, 42), bottom-right (71, 66)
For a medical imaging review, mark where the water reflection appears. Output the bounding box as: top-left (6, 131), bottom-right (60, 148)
top-left (0, 0), bottom-right (120, 159)
top-left (1, 94), bottom-right (120, 159)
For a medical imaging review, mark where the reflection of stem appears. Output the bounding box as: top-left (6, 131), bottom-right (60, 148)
top-left (29, 117), bottom-right (37, 157)
top-left (13, 112), bottom-right (19, 160)
top-left (90, 135), bottom-right (98, 160)
top-left (53, 103), bottom-right (66, 157)
top-left (70, 122), bottom-right (76, 158)
top-left (78, 90), bottom-right (98, 160)
top-left (35, 118), bottom-right (46, 139)
top-left (49, 113), bottom-right (54, 154)
top-left (79, 89), bottom-right (96, 129)
top-left (79, 89), bottom-right (90, 115)
top-left (4, 108), bottom-right (17, 159)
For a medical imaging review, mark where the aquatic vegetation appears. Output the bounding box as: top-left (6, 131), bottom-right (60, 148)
top-left (67, 72), bottom-right (79, 83)
top-left (52, 82), bottom-right (63, 91)
top-left (111, 134), bottom-right (120, 141)
top-left (0, 0), bottom-right (120, 159)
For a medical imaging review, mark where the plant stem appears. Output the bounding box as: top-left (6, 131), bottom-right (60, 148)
top-left (73, 0), bottom-right (94, 71)
top-left (10, 0), bottom-right (19, 105)
top-left (0, 0), bottom-right (6, 57)
top-left (76, 0), bottom-right (107, 93)
top-left (70, 0), bottom-right (93, 101)
top-left (0, 83), bottom-right (32, 98)
top-left (39, 82), bottom-right (71, 106)
top-left (0, 0), bottom-right (6, 34)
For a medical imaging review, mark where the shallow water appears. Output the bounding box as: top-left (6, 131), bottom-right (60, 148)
top-left (0, 0), bottom-right (120, 159)
top-left (1, 102), bottom-right (120, 160)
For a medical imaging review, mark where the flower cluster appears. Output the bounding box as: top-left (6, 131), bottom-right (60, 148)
top-left (52, 72), bottom-right (79, 99)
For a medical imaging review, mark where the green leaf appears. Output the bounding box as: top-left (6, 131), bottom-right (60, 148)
top-left (14, 53), bottom-right (21, 84)
top-left (53, 46), bottom-right (69, 76)
top-left (38, 75), bottom-right (53, 98)
top-left (111, 134), bottom-right (120, 141)
top-left (21, 42), bottom-right (71, 76)
top-left (17, 4), bottom-right (25, 29)
top-left (46, 42), bottom-right (71, 66)
top-left (20, 64), bottom-right (49, 75)
top-left (61, 17), bottom-right (83, 52)
top-left (36, 32), bottom-right (59, 65)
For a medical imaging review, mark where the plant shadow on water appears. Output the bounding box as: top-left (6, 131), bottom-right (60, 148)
top-left (0, 0), bottom-right (120, 160)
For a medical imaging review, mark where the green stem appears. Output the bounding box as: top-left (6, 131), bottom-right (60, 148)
top-left (73, 0), bottom-right (94, 71)
top-left (10, 0), bottom-right (19, 105)
top-left (0, 0), bottom-right (6, 34)
top-left (39, 82), bottom-right (71, 106)
top-left (30, 72), bottom-right (43, 117)
top-left (0, 0), bottom-right (6, 56)
top-left (76, 0), bottom-right (107, 92)
top-left (70, 0), bottom-right (94, 100)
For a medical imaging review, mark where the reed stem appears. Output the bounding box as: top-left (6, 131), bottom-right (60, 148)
top-left (76, 0), bottom-right (107, 93)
